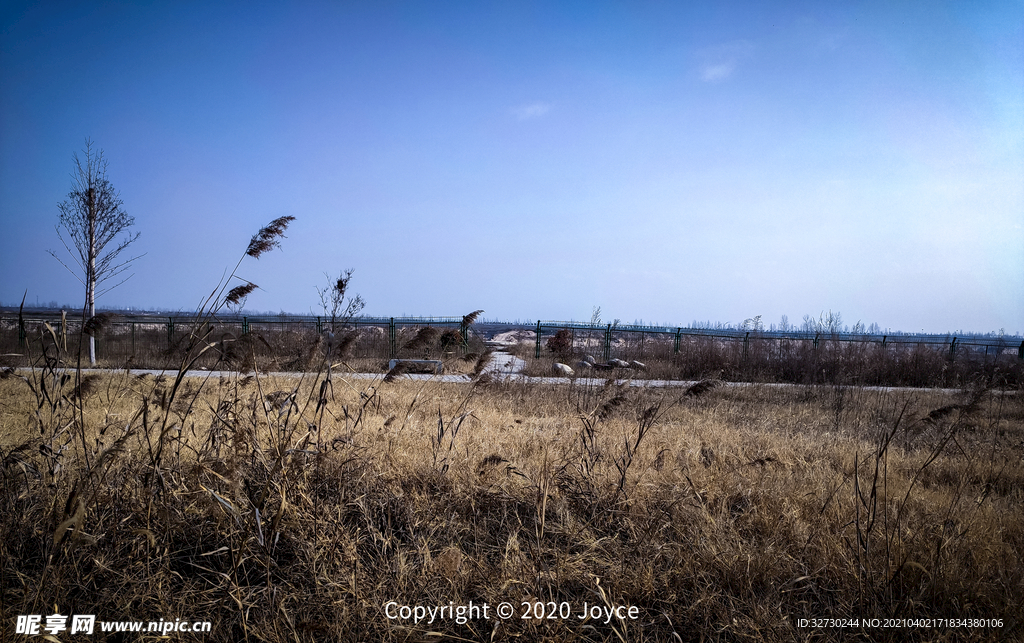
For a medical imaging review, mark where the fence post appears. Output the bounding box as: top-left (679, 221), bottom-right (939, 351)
top-left (167, 317), bottom-right (174, 347)
top-left (316, 316), bottom-right (322, 334)
top-left (535, 321), bottom-right (542, 359)
top-left (882, 335), bottom-right (887, 349)
top-left (242, 317), bottom-right (249, 335)
top-left (18, 317), bottom-right (26, 348)
top-left (743, 332), bottom-right (749, 360)
top-left (389, 318), bottom-right (396, 358)
top-left (813, 333), bottom-right (819, 350)
top-left (132, 322), bottom-right (136, 356)
top-left (603, 324), bottom-right (612, 362)
top-left (949, 337), bottom-right (957, 361)
top-left (674, 328), bottom-right (681, 353)
top-left (1018, 341), bottom-right (1023, 360)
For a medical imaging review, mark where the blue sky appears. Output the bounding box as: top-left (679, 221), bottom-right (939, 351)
top-left (1, 1), bottom-right (1021, 334)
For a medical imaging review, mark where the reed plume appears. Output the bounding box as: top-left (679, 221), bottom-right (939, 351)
top-left (246, 216), bottom-right (295, 258)
top-left (225, 282), bottom-right (257, 307)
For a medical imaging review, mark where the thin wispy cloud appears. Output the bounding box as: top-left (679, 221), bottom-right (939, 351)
top-left (697, 40), bottom-right (754, 83)
top-left (701, 63), bottom-right (736, 82)
top-left (511, 102), bottom-right (551, 120)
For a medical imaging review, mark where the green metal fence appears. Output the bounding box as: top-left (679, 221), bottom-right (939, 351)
top-left (0, 313), bottom-right (475, 367)
top-left (531, 320), bottom-right (1024, 362)
top-left (2, 313), bottom-right (1021, 383)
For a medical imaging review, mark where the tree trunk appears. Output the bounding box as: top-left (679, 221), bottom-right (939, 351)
top-left (88, 296), bottom-right (96, 365)
top-left (88, 187), bottom-right (97, 366)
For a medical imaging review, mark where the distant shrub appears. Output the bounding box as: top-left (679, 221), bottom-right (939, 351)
top-left (547, 329), bottom-right (573, 359)
top-left (439, 329), bottom-right (464, 352)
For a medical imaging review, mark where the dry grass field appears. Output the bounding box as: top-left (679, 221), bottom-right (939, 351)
top-left (3, 221), bottom-right (1020, 641)
top-left (1, 358), bottom-right (1021, 641)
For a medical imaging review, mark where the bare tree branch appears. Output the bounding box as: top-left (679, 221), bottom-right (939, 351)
top-left (316, 269), bottom-right (365, 334)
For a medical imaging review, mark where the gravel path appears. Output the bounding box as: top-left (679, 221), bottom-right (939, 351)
top-left (10, 364), bottom-right (998, 396)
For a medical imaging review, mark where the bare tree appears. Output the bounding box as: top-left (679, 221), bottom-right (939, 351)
top-left (316, 269), bottom-right (365, 335)
top-left (49, 139), bottom-right (142, 365)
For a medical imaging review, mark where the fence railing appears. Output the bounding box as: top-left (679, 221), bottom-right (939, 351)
top-left (4, 313), bottom-right (1022, 378)
top-left (532, 320), bottom-right (1024, 362)
top-left (1, 313), bottom-right (475, 365)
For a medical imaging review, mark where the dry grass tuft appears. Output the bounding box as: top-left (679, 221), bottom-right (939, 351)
top-left (401, 326), bottom-right (441, 353)
top-left (685, 378), bottom-right (720, 398)
top-left (471, 349), bottom-right (493, 377)
top-left (382, 361), bottom-right (408, 383)
top-left (597, 393), bottom-right (629, 420)
top-left (82, 312), bottom-right (115, 336)
top-left (335, 330), bottom-right (359, 357)
top-left (439, 328), bottom-right (464, 351)
top-left (69, 373), bottom-right (100, 400)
